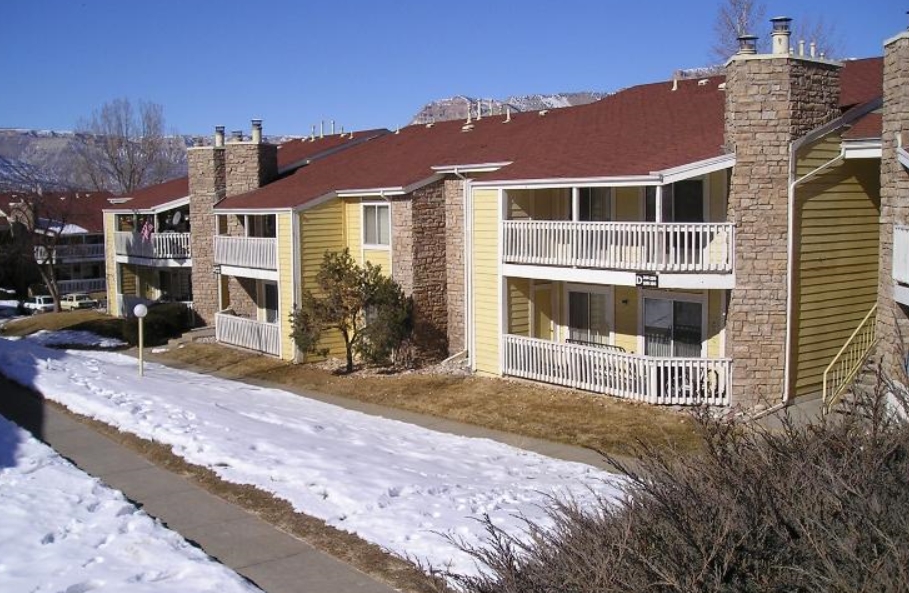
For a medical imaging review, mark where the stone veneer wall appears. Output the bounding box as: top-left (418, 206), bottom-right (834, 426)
top-left (444, 178), bottom-right (465, 353)
top-left (226, 276), bottom-right (257, 319)
top-left (225, 143), bottom-right (279, 197)
top-left (187, 147), bottom-right (225, 325)
top-left (390, 179), bottom-right (450, 361)
top-left (877, 33), bottom-right (909, 377)
top-left (724, 55), bottom-right (841, 407)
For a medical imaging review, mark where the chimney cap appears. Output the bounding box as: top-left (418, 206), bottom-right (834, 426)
top-left (737, 34), bottom-right (759, 54)
top-left (770, 16), bottom-right (792, 31)
top-left (215, 125), bottom-right (225, 133)
top-left (251, 118), bottom-right (263, 129)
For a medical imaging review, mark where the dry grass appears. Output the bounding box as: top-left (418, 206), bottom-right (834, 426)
top-left (1, 310), bottom-right (126, 341)
top-left (154, 342), bottom-right (701, 456)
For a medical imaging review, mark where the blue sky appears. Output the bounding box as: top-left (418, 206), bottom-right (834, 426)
top-left (1, 0), bottom-right (902, 135)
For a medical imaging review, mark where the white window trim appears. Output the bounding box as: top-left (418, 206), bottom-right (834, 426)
top-left (361, 201), bottom-right (391, 249)
top-left (256, 279), bottom-right (279, 324)
top-left (637, 289), bottom-right (708, 357)
top-left (560, 283), bottom-right (615, 346)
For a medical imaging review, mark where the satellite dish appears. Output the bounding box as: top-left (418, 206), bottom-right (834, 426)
top-left (172, 211), bottom-right (182, 225)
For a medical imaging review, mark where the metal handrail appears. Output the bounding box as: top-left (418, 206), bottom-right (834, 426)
top-left (822, 303), bottom-right (877, 411)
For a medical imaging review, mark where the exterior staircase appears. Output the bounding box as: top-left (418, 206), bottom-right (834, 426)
top-left (822, 304), bottom-right (878, 413)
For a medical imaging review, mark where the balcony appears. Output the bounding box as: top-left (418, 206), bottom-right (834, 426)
top-left (58, 278), bottom-right (106, 294)
top-left (114, 231), bottom-right (191, 263)
top-left (214, 236), bottom-right (277, 271)
top-left (502, 334), bottom-right (730, 405)
top-left (215, 312), bottom-right (280, 356)
top-left (502, 221), bottom-right (735, 286)
top-left (34, 243), bottom-right (105, 263)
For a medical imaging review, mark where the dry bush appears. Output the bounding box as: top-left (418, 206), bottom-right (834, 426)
top-left (450, 374), bottom-right (909, 593)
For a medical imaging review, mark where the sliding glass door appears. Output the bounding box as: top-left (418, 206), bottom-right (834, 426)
top-left (643, 298), bottom-right (703, 357)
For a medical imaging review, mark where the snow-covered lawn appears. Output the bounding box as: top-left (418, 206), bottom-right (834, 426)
top-left (0, 414), bottom-right (260, 592)
top-left (23, 329), bottom-right (127, 349)
top-left (0, 337), bottom-right (622, 575)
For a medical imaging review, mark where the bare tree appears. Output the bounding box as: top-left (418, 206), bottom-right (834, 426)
top-left (711, 0), bottom-right (768, 62)
top-left (72, 98), bottom-right (186, 195)
top-left (711, 0), bottom-right (843, 62)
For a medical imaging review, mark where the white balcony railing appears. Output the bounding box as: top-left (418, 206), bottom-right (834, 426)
top-left (58, 278), bottom-right (106, 294)
top-left (502, 221), bottom-right (735, 273)
top-left (215, 312), bottom-right (280, 356)
top-left (114, 231), bottom-right (191, 260)
top-left (214, 236), bottom-right (277, 271)
top-left (894, 225), bottom-right (909, 285)
top-left (34, 243), bottom-right (105, 263)
top-left (503, 334), bottom-right (730, 405)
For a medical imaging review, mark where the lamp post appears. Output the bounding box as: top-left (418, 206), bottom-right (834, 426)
top-left (133, 303), bottom-right (148, 377)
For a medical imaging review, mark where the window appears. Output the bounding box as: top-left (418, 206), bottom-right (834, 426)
top-left (567, 291), bottom-right (612, 346)
top-left (643, 298), bottom-right (703, 357)
top-left (247, 215), bottom-right (276, 238)
top-left (645, 180), bottom-right (704, 223)
top-left (363, 204), bottom-right (390, 246)
top-left (577, 187), bottom-right (612, 221)
top-left (262, 282), bottom-right (279, 324)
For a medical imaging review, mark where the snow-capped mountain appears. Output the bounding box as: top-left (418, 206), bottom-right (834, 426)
top-left (410, 91), bottom-right (608, 125)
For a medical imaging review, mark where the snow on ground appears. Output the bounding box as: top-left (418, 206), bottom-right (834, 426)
top-left (22, 329), bottom-right (127, 349)
top-left (0, 337), bottom-right (623, 576)
top-left (0, 414), bottom-right (260, 592)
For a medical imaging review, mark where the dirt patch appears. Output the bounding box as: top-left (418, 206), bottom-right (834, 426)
top-left (155, 342), bottom-right (701, 456)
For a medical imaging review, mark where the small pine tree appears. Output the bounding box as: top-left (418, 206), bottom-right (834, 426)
top-left (290, 249), bottom-right (411, 373)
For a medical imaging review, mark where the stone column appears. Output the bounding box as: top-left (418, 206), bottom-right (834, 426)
top-left (877, 30), bottom-right (909, 378)
top-left (725, 51), bottom-right (841, 407)
top-left (187, 146), bottom-right (225, 325)
top-left (445, 178), bottom-right (465, 353)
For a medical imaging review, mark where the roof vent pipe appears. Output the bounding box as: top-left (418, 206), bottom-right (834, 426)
top-left (251, 119), bottom-right (263, 143)
top-left (320, 120), bottom-right (324, 139)
top-left (330, 120), bottom-right (335, 135)
top-left (477, 101), bottom-right (482, 120)
top-left (214, 126), bottom-right (225, 147)
top-left (231, 129), bottom-right (243, 142)
top-left (193, 136), bottom-right (204, 147)
top-left (310, 125), bottom-right (316, 141)
top-left (737, 34), bottom-right (758, 55)
top-left (770, 16), bottom-right (792, 55)
top-left (810, 41), bottom-right (817, 58)
top-left (504, 106), bottom-right (511, 123)
top-left (798, 39), bottom-right (805, 56)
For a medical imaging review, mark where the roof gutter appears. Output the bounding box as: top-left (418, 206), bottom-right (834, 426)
top-left (431, 161), bottom-right (512, 175)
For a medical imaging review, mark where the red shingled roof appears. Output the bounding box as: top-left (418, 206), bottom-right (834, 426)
top-left (3, 191), bottom-right (112, 234)
top-left (840, 57), bottom-right (883, 110)
top-left (107, 130), bottom-right (390, 212)
top-left (843, 111), bottom-right (883, 140)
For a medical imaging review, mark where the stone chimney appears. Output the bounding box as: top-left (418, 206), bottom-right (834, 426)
top-left (877, 22), bottom-right (909, 377)
top-left (724, 19), bottom-right (842, 405)
top-left (187, 126), bottom-right (227, 325)
top-left (225, 119), bottom-right (279, 197)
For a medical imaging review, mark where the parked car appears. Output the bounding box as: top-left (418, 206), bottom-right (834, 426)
top-left (23, 295), bottom-right (55, 314)
top-left (60, 293), bottom-right (99, 311)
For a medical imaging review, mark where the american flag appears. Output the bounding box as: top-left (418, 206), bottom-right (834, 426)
top-left (140, 218), bottom-right (153, 242)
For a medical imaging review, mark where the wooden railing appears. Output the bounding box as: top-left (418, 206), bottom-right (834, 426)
top-left (34, 243), bottom-right (106, 262)
top-left (503, 334), bottom-right (730, 405)
top-left (894, 225), bottom-right (909, 285)
top-left (822, 304), bottom-right (877, 411)
top-left (215, 312), bottom-right (280, 356)
top-left (58, 278), bottom-right (106, 294)
top-left (214, 236), bottom-right (277, 270)
top-left (114, 231), bottom-right (191, 260)
top-left (502, 221), bottom-right (735, 273)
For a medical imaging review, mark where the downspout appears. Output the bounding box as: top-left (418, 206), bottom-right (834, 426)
top-left (782, 142), bottom-right (845, 406)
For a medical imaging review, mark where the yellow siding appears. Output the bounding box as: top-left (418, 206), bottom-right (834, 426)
top-left (363, 249), bottom-right (391, 274)
top-left (343, 198), bottom-right (362, 256)
top-left (508, 278), bottom-right (531, 336)
top-left (472, 188), bottom-right (500, 375)
top-left (533, 284), bottom-right (553, 340)
top-left (614, 286), bottom-right (639, 353)
top-left (276, 212), bottom-right (295, 361)
top-left (103, 213), bottom-right (118, 313)
top-left (120, 264), bottom-right (136, 296)
top-left (706, 291), bottom-right (724, 358)
top-left (614, 188), bottom-right (640, 221)
top-left (793, 135), bottom-right (880, 397)
top-left (708, 169), bottom-right (728, 223)
top-left (300, 199), bottom-right (346, 358)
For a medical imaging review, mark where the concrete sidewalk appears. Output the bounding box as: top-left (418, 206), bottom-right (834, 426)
top-left (0, 377), bottom-right (396, 593)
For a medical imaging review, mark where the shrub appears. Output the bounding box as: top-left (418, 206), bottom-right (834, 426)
top-left (122, 302), bottom-right (192, 347)
top-left (450, 373), bottom-right (909, 593)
